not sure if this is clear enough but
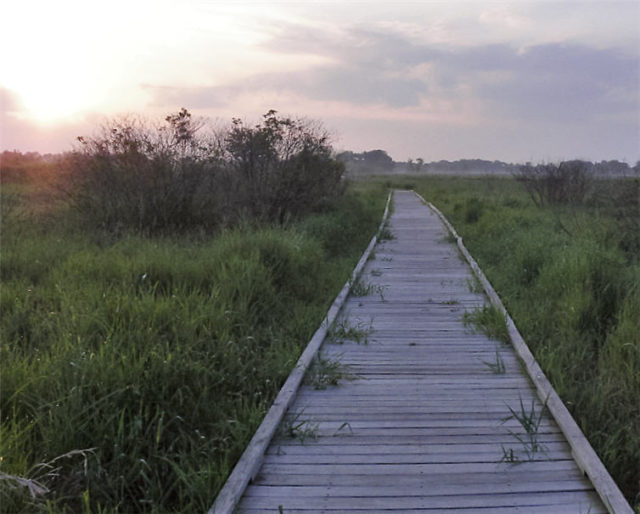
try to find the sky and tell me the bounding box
[1,0,639,163]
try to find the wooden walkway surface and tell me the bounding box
[234,191,609,513]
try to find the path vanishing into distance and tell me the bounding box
[214,190,630,514]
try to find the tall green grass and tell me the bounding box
[0,184,387,512]
[371,174,638,508]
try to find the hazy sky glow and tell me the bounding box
[1,0,639,162]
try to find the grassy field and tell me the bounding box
[0,181,388,512]
[370,174,639,509]
[3,168,638,511]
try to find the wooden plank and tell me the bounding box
[261,451,574,465]
[296,416,560,428]
[252,468,587,487]
[239,507,607,514]
[258,460,581,475]
[266,442,572,455]
[238,490,604,510]
[277,426,563,438]
[244,481,596,498]
[295,396,542,404]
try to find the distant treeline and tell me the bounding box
[336,149,640,176]
[3,148,638,187]
[0,150,65,184]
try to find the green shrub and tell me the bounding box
[62,109,345,235]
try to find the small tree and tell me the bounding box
[515,160,593,207]
[63,109,344,233]
[221,110,344,222]
[65,111,219,234]
[362,150,394,172]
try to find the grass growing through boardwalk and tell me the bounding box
[367,174,639,507]
[0,184,387,512]
[350,275,386,300]
[279,410,319,444]
[463,304,510,344]
[483,349,507,375]
[501,396,548,463]
[305,353,357,390]
[327,317,374,345]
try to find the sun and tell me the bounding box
[0,0,156,125]
[0,1,105,124]
[8,77,98,125]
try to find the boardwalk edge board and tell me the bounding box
[208,192,393,514]
[415,191,632,514]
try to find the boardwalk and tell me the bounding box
[233,191,608,513]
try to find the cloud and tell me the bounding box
[26,13,633,161]
[259,23,640,124]
[264,66,426,107]
[146,66,428,110]
[2,3,638,162]
[143,84,230,110]
[263,22,443,70]
[147,22,638,131]
[470,43,639,122]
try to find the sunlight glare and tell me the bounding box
[0,0,165,124]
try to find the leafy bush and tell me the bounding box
[515,160,593,206]
[219,110,345,223]
[63,109,345,234]
[590,176,640,256]
[63,110,218,234]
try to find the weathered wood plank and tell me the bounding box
[260,450,574,465]
[270,433,568,447]
[244,481,597,498]
[252,468,587,487]
[258,460,581,475]
[266,441,571,455]
[239,505,607,514]
[238,490,604,510]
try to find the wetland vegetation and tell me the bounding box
[2,129,638,510]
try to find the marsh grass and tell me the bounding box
[463,305,510,344]
[305,353,357,390]
[327,317,374,345]
[466,276,484,294]
[378,223,394,242]
[0,184,387,512]
[438,231,457,244]
[483,349,507,374]
[279,411,318,444]
[501,396,549,463]
[349,275,386,300]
